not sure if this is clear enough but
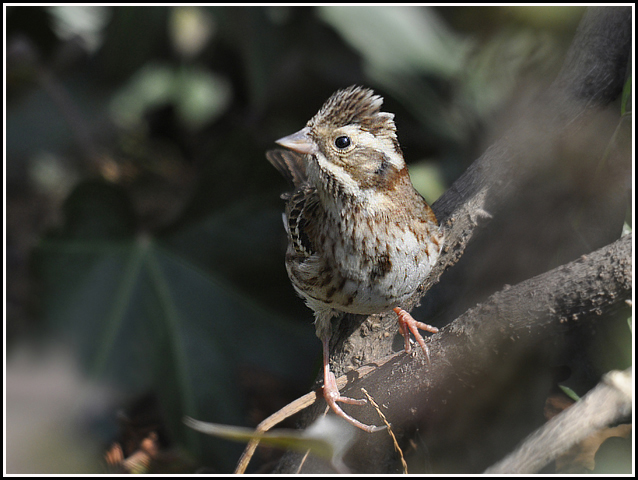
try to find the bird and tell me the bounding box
[267,85,443,432]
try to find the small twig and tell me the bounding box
[295,449,312,474]
[234,354,400,473]
[362,388,408,474]
[234,390,318,474]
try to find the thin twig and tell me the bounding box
[234,355,400,473]
[362,388,408,474]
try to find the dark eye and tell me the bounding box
[334,136,351,149]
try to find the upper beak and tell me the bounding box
[275,127,317,155]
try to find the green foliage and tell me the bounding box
[185,416,357,473]
[558,385,581,402]
[34,180,317,470]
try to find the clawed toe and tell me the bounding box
[394,307,438,363]
[323,363,384,433]
[323,392,384,433]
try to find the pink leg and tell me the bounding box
[321,335,384,433]
[394,307,439,363]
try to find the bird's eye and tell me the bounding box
[334,136,351,149]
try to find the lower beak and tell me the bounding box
[275,127,317,155]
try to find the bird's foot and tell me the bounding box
[323,369,385,433]
[394,307,438,363]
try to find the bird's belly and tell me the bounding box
[336,248,435,314]
[291,221,439,315]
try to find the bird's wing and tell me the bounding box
[266,149,307,189]
[285,185,320,258]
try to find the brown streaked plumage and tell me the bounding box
[267,85,443,432]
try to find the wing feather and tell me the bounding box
[266,149,307,188]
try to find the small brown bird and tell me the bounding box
[267,86,443,432]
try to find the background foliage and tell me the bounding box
[9,5,623,474]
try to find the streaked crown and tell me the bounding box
[307,86,397,140]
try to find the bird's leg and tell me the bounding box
[394,307,439,363]
[321,334,384,433]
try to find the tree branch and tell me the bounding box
[484,367,632,474]
[275,233,631,473]
[424,5,631,292]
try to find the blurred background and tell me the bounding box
[7,5,618,474]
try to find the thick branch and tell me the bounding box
[340,233,631,432]
[278,234,631,473]
[423,6,631,292]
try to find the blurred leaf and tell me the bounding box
[318,6,466,77]
[35,180,317,471]
[621,223,631,235]
[47,6,111,53]
[501,6,585,30]
[559,385,580,402]
[169,6,215,59]
[185,415,357,473]
[408,161,447,203]
[620,75,631,116]
[109,62,231,130]
[318,6,469,143]
[318,5,568,153]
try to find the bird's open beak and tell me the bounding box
[275,127,317,155]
